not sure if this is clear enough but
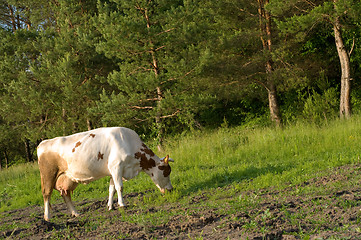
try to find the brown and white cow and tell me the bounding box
[37,127,173,221]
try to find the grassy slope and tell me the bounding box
[166,117,361,193]
[1,117,361,213]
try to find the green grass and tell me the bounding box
[165,117,361,195]
[1,116,361,212]
[0,163,42,211]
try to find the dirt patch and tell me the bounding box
[2,164,361,239]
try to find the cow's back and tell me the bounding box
[38,127,143,183]
[37,131,90,158]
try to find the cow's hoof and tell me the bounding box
[71,212,80,217]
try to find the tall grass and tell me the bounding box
[1,117,361,212]
[0,163,42,211]
[165,117,361,194]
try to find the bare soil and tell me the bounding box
[2,164,361,239]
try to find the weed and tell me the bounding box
[188,230,204,240]
[242,218,257,230]
[337,199,360,209]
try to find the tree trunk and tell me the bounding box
[25,7,31,30]
[4,150,9,168]
[16,14,21,30]
[334,16,352,119]
[155,86,164,152]
[257,0,282,126]
[268,83,281,126]
[151,41,164,151]
[144,7,164,151]
[62,107,66,135]
[24,139,33,162]
[87,119,93,131]
[8,4,17,32]
[73,122,79,133]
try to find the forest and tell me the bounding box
[0,0,360,168]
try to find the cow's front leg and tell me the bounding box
[108,178,116,210]
[114,178,125,208]
[110,167,126,208]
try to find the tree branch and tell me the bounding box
[154,45,166,52]
[159,109,181,119]
[156,28,175,36]
[160,69,195,85]
[128,66,153,75]
[131,106,153,110]
[349,36,355,56]
[139,98,159,102]
[304,0,316,7]
[253,79,270,91]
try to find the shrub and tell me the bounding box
[302,88,338,123]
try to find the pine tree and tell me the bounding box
[198,0,308,126]
[0,26,40,164]
[28,0,115,138]
[267,0,361,119]
[0,0,113,166]
[94,0,212,148]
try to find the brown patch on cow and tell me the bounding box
[136,143,157,171]
[141,143,155,157]
[134,152,142,159]
[158,165,171,177]
[140,154,156,171]
[97,152,104,161]
[72,141,82,153]
[89,134,96,138]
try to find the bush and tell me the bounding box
[302,88,339,123]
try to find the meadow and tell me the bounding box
[1,117,361,211]
[1,117,361,238]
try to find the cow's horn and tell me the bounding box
[164,155,169,165]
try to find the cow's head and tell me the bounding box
[151,155,173,193]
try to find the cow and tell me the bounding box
[37,127,173,221]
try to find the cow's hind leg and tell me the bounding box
[38,154,58,221]
[42,180,53,221]
[108,178,115,210]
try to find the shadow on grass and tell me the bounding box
[182,163,293,195]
